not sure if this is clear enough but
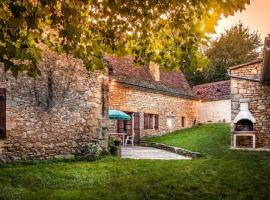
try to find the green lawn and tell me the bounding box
[1,123,270,200]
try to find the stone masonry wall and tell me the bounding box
[0,46,108,162]
[108,81,198,138]
[230,62,270,148]
[198,99,231,123]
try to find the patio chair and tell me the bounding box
[125,134,134,146]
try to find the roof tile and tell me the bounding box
[192,80,231,101]
[105,55,194,97]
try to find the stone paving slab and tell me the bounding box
[121,146,191,160]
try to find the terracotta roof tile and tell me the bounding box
[105,55,194,98]
[105,55,152,81]
[228,59,262,71]
[192,80,231,101]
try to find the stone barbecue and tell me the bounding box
[232,99,256,148]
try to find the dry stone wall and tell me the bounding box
[230,62,270,148]
[0,46,108,162]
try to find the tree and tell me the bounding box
[204,23,262,82]
[0,0,250,77]
[180,49,210,85]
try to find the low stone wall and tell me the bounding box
[0,46,109,162]
[140,141,201,158]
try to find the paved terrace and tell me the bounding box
[121,146,190,160]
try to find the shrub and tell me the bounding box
[77,142,102,161]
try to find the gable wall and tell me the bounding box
[0,47,108,162]
[230,63,270,148]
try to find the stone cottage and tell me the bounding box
[1,44,249,162]
[193,80,231,123]
[0,49,200,162]
[229,36,270,149]
[0,46,108,162]
[105,55,198,142]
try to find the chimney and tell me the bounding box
[148,61,160,81]
[233,99,256,124]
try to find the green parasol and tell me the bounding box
[109,110,131,120]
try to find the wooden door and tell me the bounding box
[155,115,159,130]
[125,113,132,135]
[0,88,6,138]
[134,112,140,143]
[117,113,132,134]
[117,120,124,133]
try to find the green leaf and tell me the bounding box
[92,56,103,70]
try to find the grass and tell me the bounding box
[148,123,265,159]
[0,123,270,200]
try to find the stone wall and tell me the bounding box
[230,62,270,148]
[0,46,108,162]
[108,81,198,138]
[198,100,231,123]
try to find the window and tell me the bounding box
[149,114,154,129]
[144,113,156,129]
[181,116,186,127]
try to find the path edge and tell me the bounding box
[140,141,201,158]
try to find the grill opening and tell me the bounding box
[235,119,253,131]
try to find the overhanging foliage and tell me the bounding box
[0,0,250,77]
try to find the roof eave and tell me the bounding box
[109,76,197,100]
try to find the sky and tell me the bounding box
[213,0,269,40]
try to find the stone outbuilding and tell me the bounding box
[229,36,270,149]
[193,80,231,123]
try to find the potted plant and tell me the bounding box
[108,136,122,156]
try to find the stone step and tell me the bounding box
[0,140,5,155]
